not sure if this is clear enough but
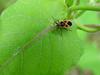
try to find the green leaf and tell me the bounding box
[0,0,83,75]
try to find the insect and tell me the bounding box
[52,19,72,35]
[56,20,72,29]
[51,16,72,29]
[53,19,72,32]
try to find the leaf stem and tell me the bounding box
[71,5,100,11]
[67,8,73,19]
[74,10,85,18]
[76,23,100,32]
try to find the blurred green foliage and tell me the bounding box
[77,1,100,75]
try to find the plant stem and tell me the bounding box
[71,5,100,11]
[67,8,73,19]
[76,23,100,32]
[74,10,85,18]
[84,24,100,30]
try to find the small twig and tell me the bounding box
[67,8,73,19]
[71,5,100,11]
[84,24,100,29]
[77,23,100,32]
[74,10,85,18]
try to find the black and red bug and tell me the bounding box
[54,20,72,29]
[51,16,73,33]
[52,18,73,35]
